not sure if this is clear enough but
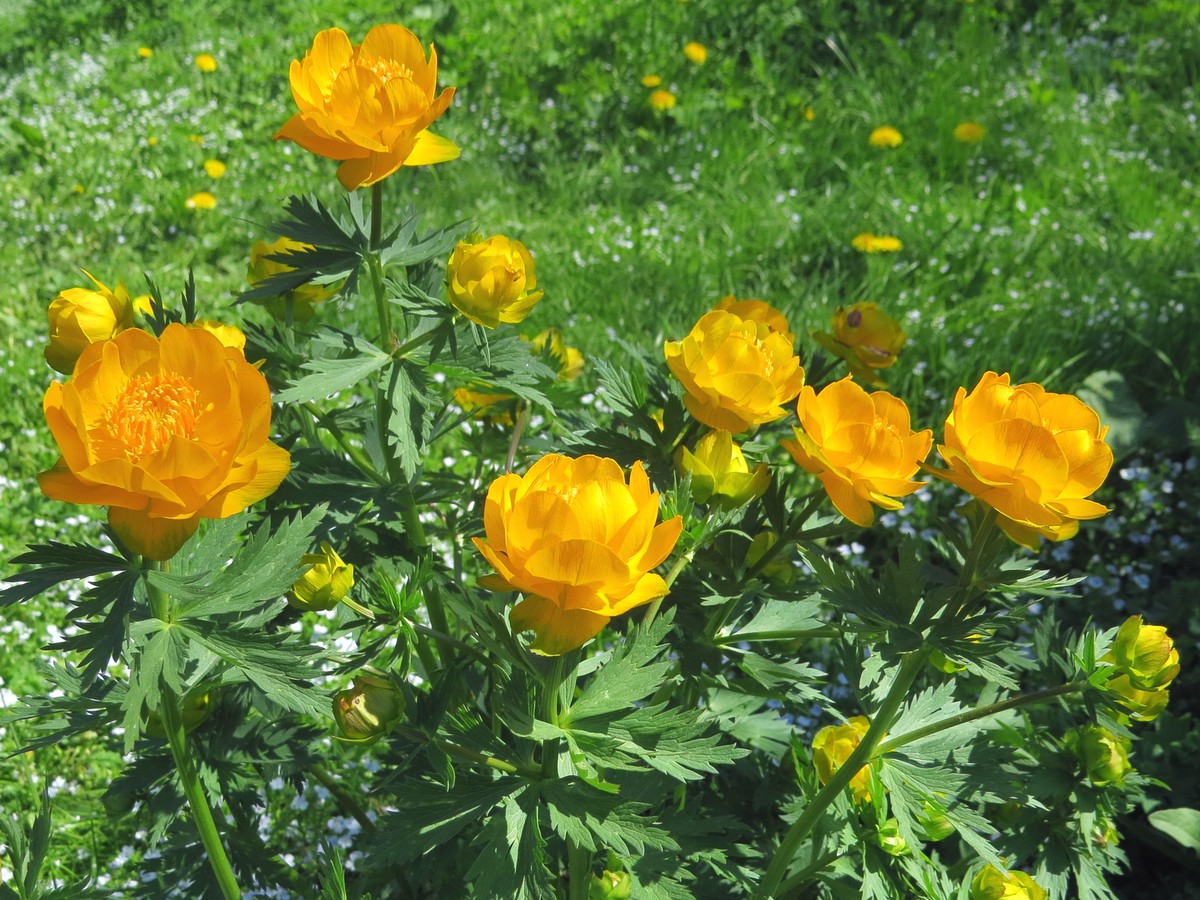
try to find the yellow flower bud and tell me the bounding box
[1065,725,1131,786]
[289,542,355,612]
[527,327,585,382]
[969,865,1046,900]
[45,271,135,374]
[1104,673,1170,722]
[1109,615,1180,691]
[447,235,544,328]
[675,430,770,509]
[332,674,405,743]
[811,716,876,803]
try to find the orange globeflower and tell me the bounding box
[713,295,795,344]
[275,24,458,191]
[39,324,291,560]
[783,377,932,527]
[45,272,135,374]
[932,372,1113,547]
[665,310,805,433]
[813,302,907,386]
[473,454,683,655]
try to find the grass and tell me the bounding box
[1,0,1198,892]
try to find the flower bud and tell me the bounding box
[45,272,134,374]
[811,716,876,803]
[746,531,794,585]
[447,234,544,328]
[916,799,956,842]
[1104,674,1170,722]
[675,430,770,509]
[876,818,909,856]
[289,542,355,612]
[1066,725,1131,787]
[969,865,1046,900]
[145,691,215,738]
[332,675,405,743]
[1109,615,1179,691]
[589,869,632,900]
[246,236,340,321]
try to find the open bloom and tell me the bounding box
[665,309,805,433]
[473,454,683,655]
[447,234,543,328]
[783,378,932,527]
[289,542,356,612]
[869,125,903,148]
[676,430,770,509]
[812,716,876,803]
[713,295,795,344]
[812,302,906,386]
[39,324,290,560]
[275,24,458,191]
[931,371,1113,547]
[45,272,135,374]
[969,865,1046,900]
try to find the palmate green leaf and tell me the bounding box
[119,620,190,749]
[431,330,557,407]
[273,330,392,404]
[730,650,827,705]
[150,506,325,620]
[540,777,679,856]
[384,358,433,480]
[722,597,825,642]
[563,612,675,721]
[465,790,554,900]
[0,541,130,607]
[52,570,139,686]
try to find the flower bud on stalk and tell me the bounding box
[332,675,405,743]
[589,869,632,900]
[146,691,215,738]
[812,302,907,387]
[811,716,877,803]
[675,430,770,509]
[1065,725,1131,786]
[45,271,134,374]
[447,234,544,328]
[289,542,356,612]
[969,865,1047,900]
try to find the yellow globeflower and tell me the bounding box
[664,309,805,433]
[289,542,356,612]
[954,121,987,143]
[1108,615,1180,691]
[869,125,903,148]
[812,302,907,386]
[45,271,135,374]
[1104,674,1170,722]
[783,377,932,528]
[675,430,771,509]
[969,865,1047,900]
[473,454,683,655]
[185,191,217,210]
[931,372,1113,547]
[683,41,708,64]
[649,89,677,111]
[203,159,226,178]
[713,295,795,344]
[247,236,341,321]
[447,235,544,328]
[851,232,903,253]
[39,324,291,560]
[812,716,875,803]
[194,53,218,73]
[275,24,458,191]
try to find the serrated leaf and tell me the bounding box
[723,598,825,641]
[384,359,432,480]
[563,612,675,721]
[273,343,391,404]
[465,791,555,900]
[540,777,680,856]
[1,541,129,607]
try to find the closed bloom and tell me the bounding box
[45,271,135,374]
[713,295,795,343]
[447,234,543,328]
[851,232,903,253]
[869,125,903,148]
[812,716,875,803]
[1108,615,1180,691]
[289,542,356,612]
[275,24,458,191]
[969,865,1047,900]
[649,89,677,110]
[931,371,1113,547]
[333,674,405,743]
[473,454,683,655]
[664,309,805,433]
[1065,725,1131,787]
[783,378,932,528]
[247,236,340,321]
[683,41,708,64]
[676,430,770,509]
[1105,674,1170,722]
[39,324,291,560]
[954,121,987,143]
[194,53,218,73]
[813,302,906,387]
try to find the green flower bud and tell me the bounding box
[675,429,771,510]
[589,869,632,900]
[145,690,215,738]
[969,864,1047,900]
[746,530,795,585]
[916,799,956,842]
[1066,725,1131,787]
[1109,615,1179,691]
[332,675,405,743]
[876,818,909,856]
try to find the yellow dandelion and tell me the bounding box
[138,47,153,59]
[954,121,986,143]
[650,89,677,111]
[185,191,217,210]
[851,232,903,253]
[189,134,205,144]
[804,107,815,121]
[683,41,708,64]
[203,159,227,179]
[869,125,903,148]
[641,73,663,88]
[146,136,159,146]
[71,183,85,194]
[194,53,218,73]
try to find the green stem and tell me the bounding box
[776,849,843,899]
[308,763,375,833]
[754,649,929,898]
[567,837,592,900]
[540,655,569,779]
[369,183,393,348]
[301,402,387,485]
[392,723,540,779]
[505,402,530,473]
[640,549,695,631]
[876,681,1085,756]
[411,622,487,662]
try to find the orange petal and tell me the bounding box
[108,507,200,561]
[509,595,609,656]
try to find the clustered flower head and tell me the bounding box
[275,24,458,190]
[783,377,932,527]
[473,454,682,655]
[45,271,135,374]
[1102,615,1179,721]
[812,301,906,386]
[931,371,1113,547]
[664,308,805,433]
[446,234,544,328]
